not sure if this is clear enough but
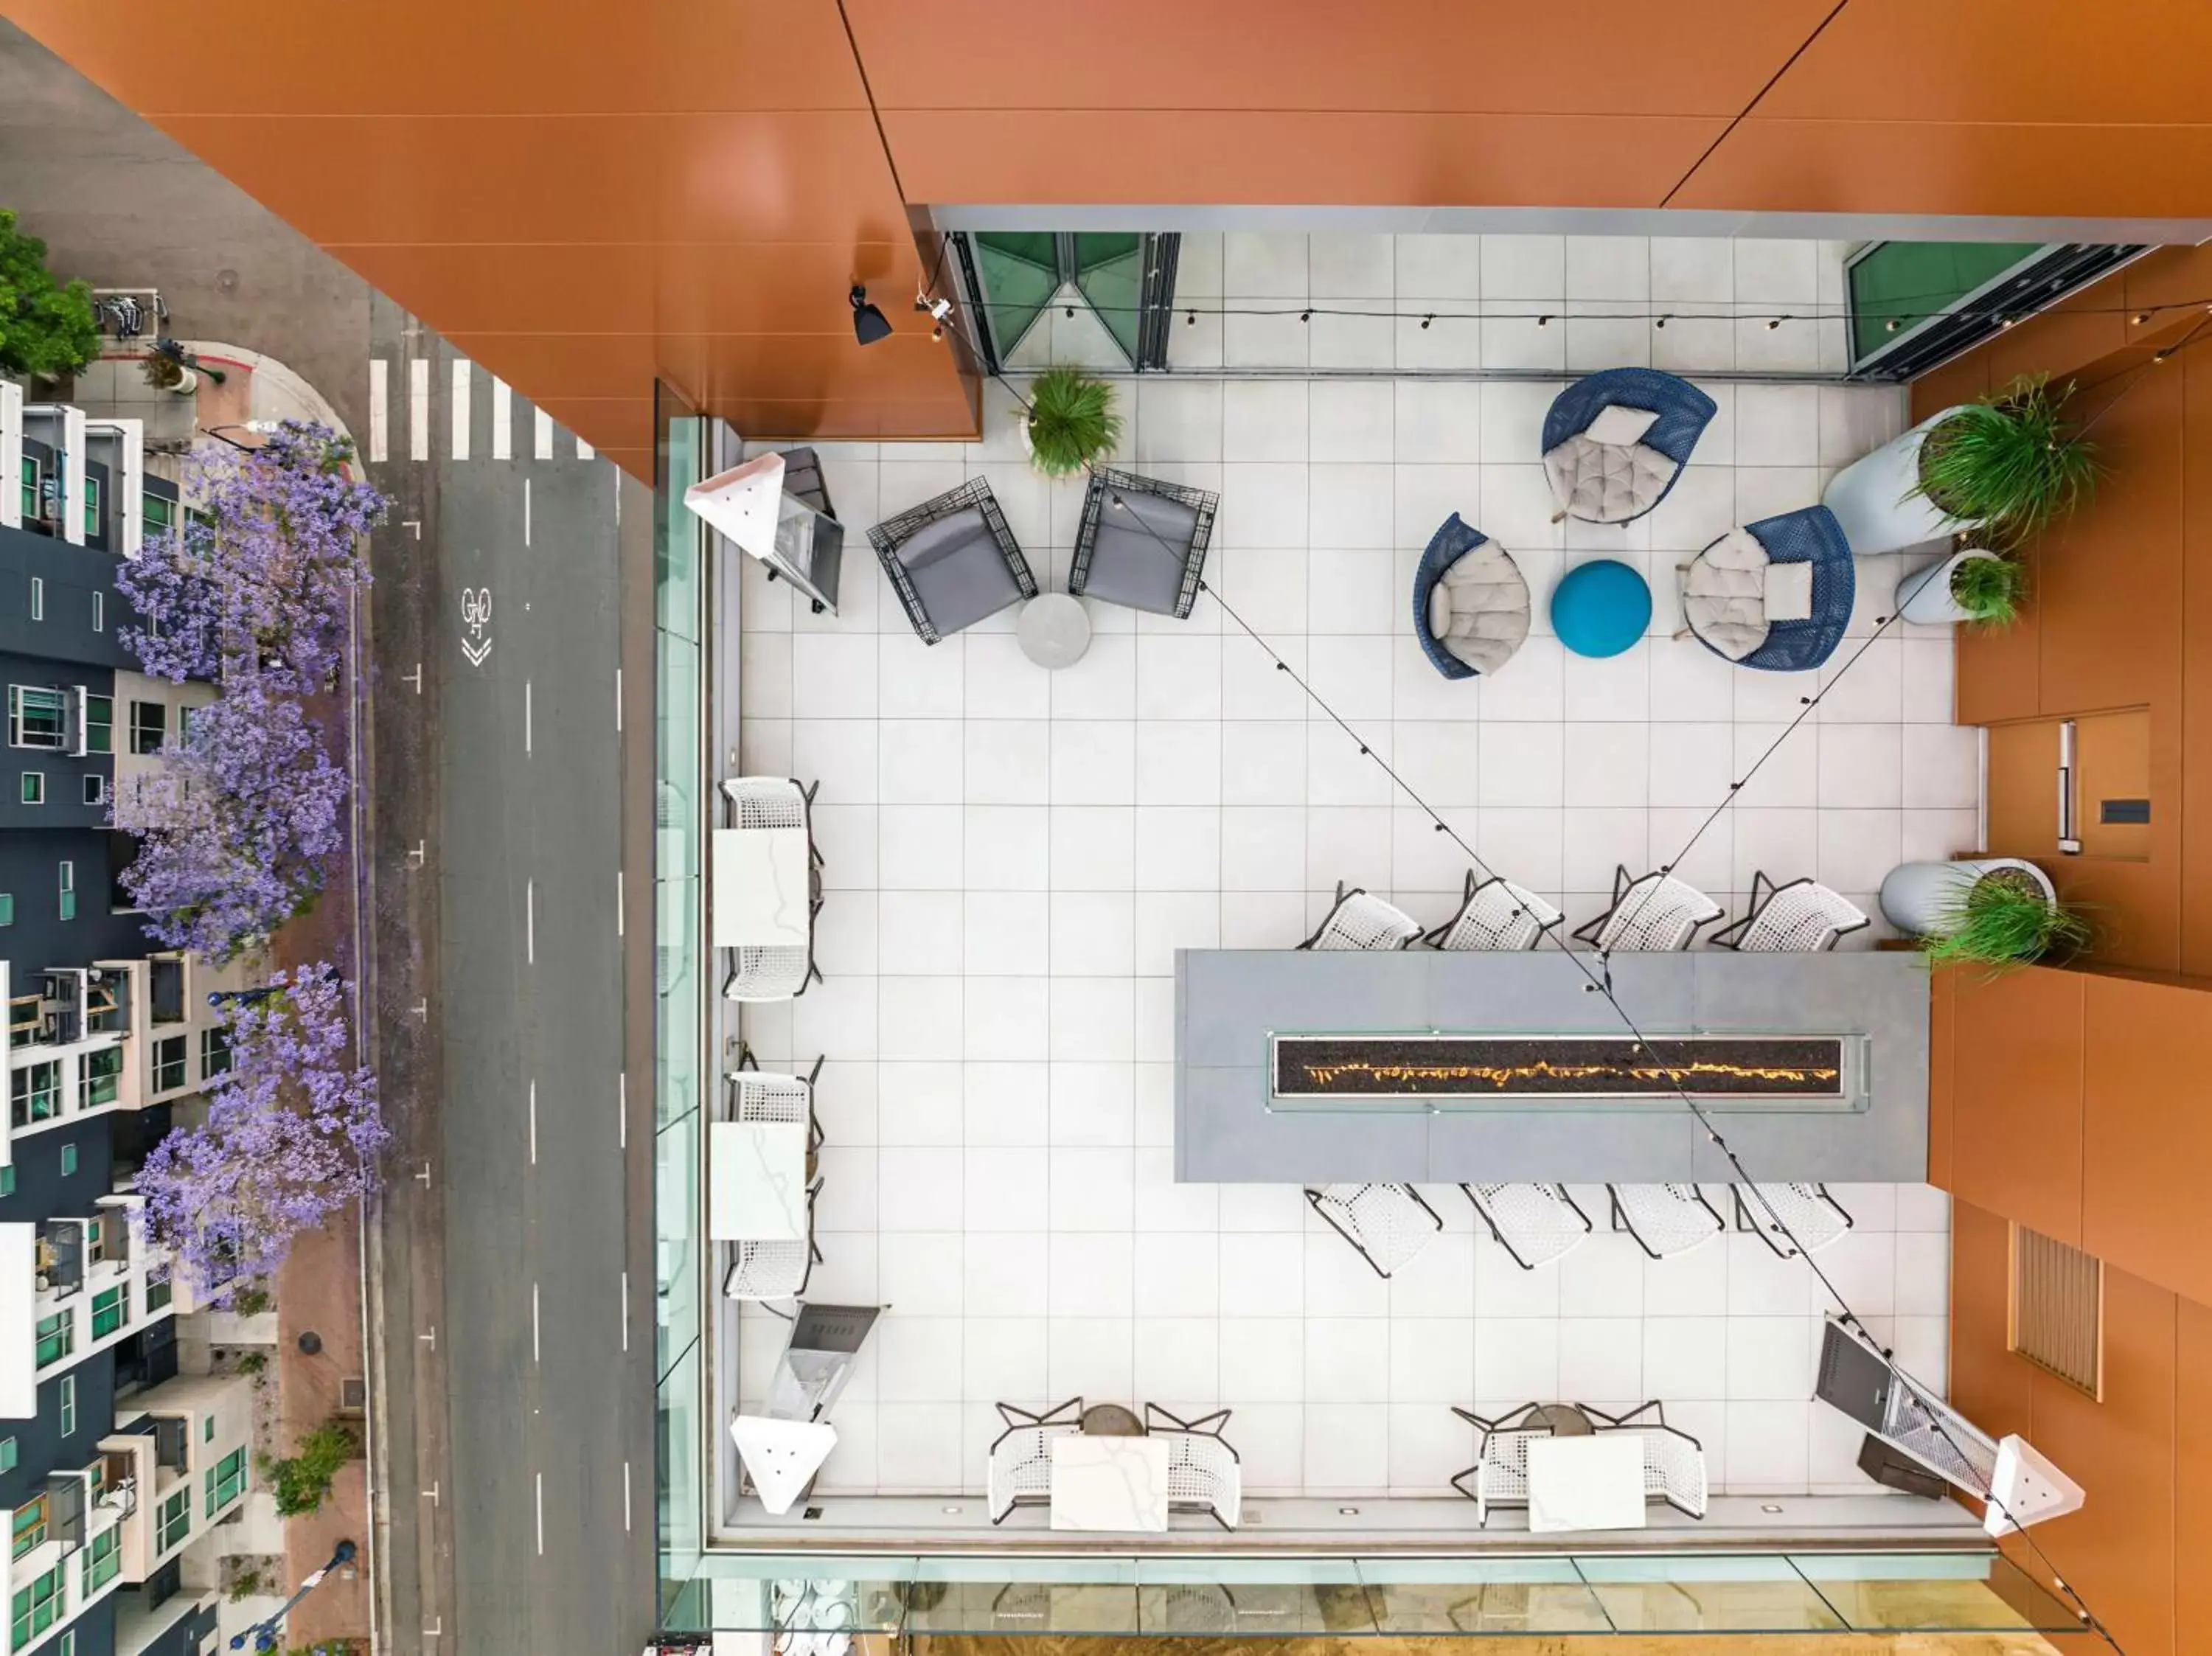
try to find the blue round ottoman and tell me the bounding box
[1551,559,1651,658]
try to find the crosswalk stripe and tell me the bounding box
[534,408,554,461]
[409,358,429,462]
[491,378,512,460]
[576,436,595,461]
[451,358,472,462]
[368,360,389,463]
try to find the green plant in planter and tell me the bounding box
[1023,367,1121,479]
[1949,550,2025,625]
[1916,374,2098,546]
[0,210,97,380]
[1920,867,2089,972]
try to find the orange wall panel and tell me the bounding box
[2184,349,2212,975]
[1947,1200,2034,1447]
[844,0,1835,116]
[2080,975,2212,1302]
[2177,1299,2212,1646]
[1945,969,2085,1245]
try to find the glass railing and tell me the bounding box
[664,1550,2076,1638]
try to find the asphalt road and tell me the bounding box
[369,305,658,1655]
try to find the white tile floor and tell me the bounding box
[730,283,1969,1501]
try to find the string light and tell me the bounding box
[1653,315,1669,330]
[1420,314,1433,330]
[1536,314,1553,327]
[1766,316,1783,330]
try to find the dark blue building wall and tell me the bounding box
[0,522,134,675]
[0,827,147,987]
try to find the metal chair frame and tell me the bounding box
[1297,881,1424,952]
[868,476,1039,645]
[1570,864,1725,954]
[986,1396,1085,1525]
[1461,1182,1593,1270]
[1710,871,1871,953]
[1070,466,1219,620]
[1607,1182,1728,1261]
[1422,870,1565,953]
[1143,1403,1242,1531]
[1304,1183,1446,1278]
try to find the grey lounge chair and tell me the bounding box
[869,477,1038,644]
[1070,467,1217,619]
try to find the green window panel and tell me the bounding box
[206,1446,247,1517]
[9,1500,45,1560]
[156,1486,189,1553]
[80,1048,121,1110]
[1073,232,1145,368]
[33,1313,71,1368]
[9,1562,58,1649]
[153,1036,187,1093]
[1848,241,2044,363]
[90,1285,126,1340]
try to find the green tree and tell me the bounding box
[257,1422,360,1518]
[0,209,97,379]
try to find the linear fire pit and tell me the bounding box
[1270,1033,1854,1107]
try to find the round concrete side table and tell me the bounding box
[1018,592,1092,669]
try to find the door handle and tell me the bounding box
[2057,720,2081,855]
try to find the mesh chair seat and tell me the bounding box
[723,775,810,831]
[1300,883,1422,952]
[725,945,813,1001]
[1447,1413,1552,1523]
[987,1398,1083,1523]
[1717,874,1870,953]
[1682,507,1854,673]
[1626,1424,1710,1519]
[1307,1183,1444,1278]
[1573,866,1724,953]
[1145,1405,1241,1529]
[1609,1183,1725,1259]
[1739,1181,1853,1256]
[1427,872,1563,952]
[723,1236,811,1301]
[1540,369,1717,526]
[1463,1183,1592,1269]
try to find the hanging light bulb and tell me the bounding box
[1653,315,1669,330]
[1420,314,1434,330]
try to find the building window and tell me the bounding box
[7,687,66,750]
[57,861,72,922]
[57,1632,72,1656]
[32,1314,69,1368]
[145,1267,170,1314]
[9,1498,45,1561]
[0,1168,13,1198]
[90,591,102,634]
[82,476,100,540]
[0,1441,13,1475]
[10,1063,59,1127]
[26,579,40,624]
[17,459,36,526]
[8,1562,58,1650]
[81,695,110,756]
[58,1144,76,1179]
[205,1446,246,1517]
[143,493,174,540]
[80,774,104,808]
[58,1375,74,1438]
[128,700,166,755]
[15,774,40,807]
[0,895,13,928]
[89,1285,126,1343]
[78,1048,121,1110]
[156,1485,188,1552]
[153,1035,187,1093]
[201,1028,231,1080]
[176,704,196,746]
[80,1523,117,1596]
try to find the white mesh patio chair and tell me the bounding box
[987,1397,1083,1524]
[1298,882,1422,952]
[1448,1406,1551,1525]
[1423,871,1565,952]
[1585,1402,1709,1519]
[1462,1182,1592,1270]
[720,1048,826,1313]
[722,1216,820,1308]
[1713,872,1870,953]
[1736,1181,1854,1258]
[1305,1183,1444,1278]
[1607,1183,1726,1260]
[1571,865,1725,953]
[1144,1405,1242,1529]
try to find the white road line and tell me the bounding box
[534,408,553,460]
[524,477,532,548]
[409,358,429,462]
[618,1071,627,1149]
[534,1472,543,1556]
[615,869,624,939]
[575,436,595,461]
[490,375,512,459]
[531,1281,540,1363]
[451,358,471,460]
[619,1270,629,1351]
[623,1461,632,1531]
[528,1079,538,1165]
[526,879,535,964]
[368,361,389,463]
[614,667,622,733]
[524,681,533,756]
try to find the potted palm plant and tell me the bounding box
[1894,539,2025,626]
[1879,857,2088,970]
[1018,366,1121,479]
[1823,375,2097,556]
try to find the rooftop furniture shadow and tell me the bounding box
[870,476,1037,644]
[1070,467,1217,619]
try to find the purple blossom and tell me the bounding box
[116,421,383,695]
[136,961,385,1301]
[112,681,347,964]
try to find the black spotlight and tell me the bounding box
[849,285,893,346]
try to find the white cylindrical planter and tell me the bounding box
[1822,406,1983,556]
[1895,548,2006,626]
[1879,857,2055,936]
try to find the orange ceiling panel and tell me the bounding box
[1747,0,2212,125]
[884,111,1728,209]
[844,0,1835,116]
[1671,119,2212,218]
[446,332,970,407]
[532,398,657,457]
[3,0,866,114]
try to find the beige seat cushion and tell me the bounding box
[1543,434,1677,524]
[1427,540,1531,675]
[1680,527,1773,661]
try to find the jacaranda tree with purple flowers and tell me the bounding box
[137,961,385,1301]
[112,681,347,963]
[116,421,381,694]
